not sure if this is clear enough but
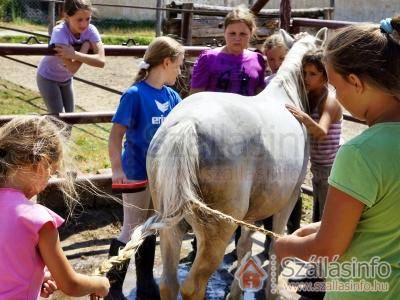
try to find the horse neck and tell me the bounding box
[270,39,314,113]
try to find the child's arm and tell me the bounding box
[274,186,364,262]
[38,223,109,297]
[60,41,91,75]
[55,41,105,68]
[286,95,342,140]
[108,123,128,184]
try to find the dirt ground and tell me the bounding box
[1,54,366,299]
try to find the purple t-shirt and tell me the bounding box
[0,188,64,299]
[38,21,101,82]
[190,48,266,96]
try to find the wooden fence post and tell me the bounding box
[48,0,56,36]
[181,2,194,46]
[250,0,271,15]
[155,0,163,37]
[279,0,291,32]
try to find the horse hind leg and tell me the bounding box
[180,221,237,300]
[265,191,301,300]
[159,222,186,300]
[227,226,253,300]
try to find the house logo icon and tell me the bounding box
[235,255,267,292]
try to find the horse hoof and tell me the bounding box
[104,285,126,300]
[225,292,244,300]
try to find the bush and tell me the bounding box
[0,0,24,20]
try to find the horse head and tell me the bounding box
[268,28,328,113]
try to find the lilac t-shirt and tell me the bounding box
[38,21,101,82]
[0,188,64,299]
[190,48,266,96]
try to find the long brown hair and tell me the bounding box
[325,17,400,100]
[134,36,184,84]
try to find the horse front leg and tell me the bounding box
[180,221,236,300]
[159,223,185,300]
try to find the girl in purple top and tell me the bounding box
[186,6,265,264]
[190,6,265,96]
[0,116,109,298]
[37,0,105,114]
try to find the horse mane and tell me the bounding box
[274,36,314,113]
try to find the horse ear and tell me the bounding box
[280,29,295,49]
[315,27,328,47]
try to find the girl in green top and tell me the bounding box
[275,18,400,299]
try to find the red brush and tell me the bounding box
[111,180,148,193]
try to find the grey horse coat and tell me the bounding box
[141,29,327,300]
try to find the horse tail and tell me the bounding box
[151,119,201,227]
[95,120,201,276]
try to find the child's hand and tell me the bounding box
[292,222,321,237]
[55,44,76,60]
[40,271,58,298]
[112,168,128,184]
[94,276,110,297]
[285,104,308,123]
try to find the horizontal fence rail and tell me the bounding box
[92,2,332,18]
[292,17,358,29]
[45,168,315,197]
[0,44,209,57]
[0,111,366,126]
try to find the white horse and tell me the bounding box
[136,28,327,300]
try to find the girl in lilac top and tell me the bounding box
[0,116,109,298]
[190,6,265,96]
[37,0,105,114]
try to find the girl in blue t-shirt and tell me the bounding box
[107,36,184,299]
[274,18,400,299]
[37,0,105,114]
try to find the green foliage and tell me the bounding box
[92,18,155,33]
[101,35,153,46]
[0,0,24,20]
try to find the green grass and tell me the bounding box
[0,34,154,45]
[301,194,313,224]
[0,35,49,44]
[0,19,47,32]
[0,18,155,44]
[0,79,111,174]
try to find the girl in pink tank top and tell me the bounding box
[0,116,109,299]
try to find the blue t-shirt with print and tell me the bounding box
[112,81,181,180]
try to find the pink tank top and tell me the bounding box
[310,108,342,166]
[0,188,64,299]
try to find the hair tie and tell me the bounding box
[138,60,150,70]
[380,18,394,34]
